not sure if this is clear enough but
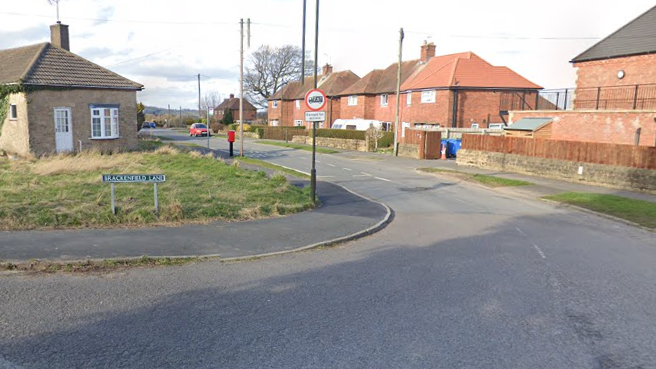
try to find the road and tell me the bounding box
[1,129,655,368]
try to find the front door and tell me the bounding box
[54,107,73,152]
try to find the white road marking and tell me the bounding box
[318,176,335,178]
[532,243,547,259]
[343,168,353,171]
[327,163,336,167]
[374,176,394,183]
[360,172,372,176]
[516,227,546,259]
[352,174,370,177]
[316,160,320,163]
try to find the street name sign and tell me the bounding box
[304,89,327,111]
[102,174,166,183]
[102,174,166,215]
[305,111,326,122]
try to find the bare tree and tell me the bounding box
[201,90,222,112]
[245,45,315,108]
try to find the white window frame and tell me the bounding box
[489,123,504,129]
[380,94,388,107]
[406,93,412,106]
[270,119,279,126]
[295,100,301,109]
[90,106,120,139]
[9,104,17,120]
[421,90,436,103]
[471,123,479,129]
[272,100,278,108]
[294,120,303,127]
[348,95,358,106]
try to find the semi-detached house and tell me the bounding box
[268,65,359,128]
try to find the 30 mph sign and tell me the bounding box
[305,89,327,111]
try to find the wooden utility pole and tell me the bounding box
[394,28,404,157]
[197,74,201,120]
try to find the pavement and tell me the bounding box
[0,180,390,262]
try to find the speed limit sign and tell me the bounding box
[305,89,327,111]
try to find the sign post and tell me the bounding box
[102,174,166,216]
[304,88,327,204]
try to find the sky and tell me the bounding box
[2,0,655,109]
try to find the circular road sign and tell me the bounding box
[305,89,327,111]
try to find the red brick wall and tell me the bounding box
[400,90,451,125]
[340,95,367,120]
[574,54,656,88]
[364,96,376,119]
[510,110,656,146]
[373,93,396,122]
[268,100,281,123]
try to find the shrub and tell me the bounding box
[210,123,224,133]
[228,123,252,132]
[378,132,394,148]
[316,129,365,140]
[252,127,264,138]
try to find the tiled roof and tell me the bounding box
[572,5,656,62]
[269,71,360,100]
[340,60,422,96]
[402,52,541,90]
[216,97,257,110]
[0,42,142,90]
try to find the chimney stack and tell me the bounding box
[420,41,435,63]
[322,64,333,76]
[50,22,70,51]
[230,93,235,99]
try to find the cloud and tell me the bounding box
[93,6,115,26]
[79,46,133,60]
[0,26,49,49]
[115,62,238,83]
[137,86,200,109]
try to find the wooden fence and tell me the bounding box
[461,135,656,170]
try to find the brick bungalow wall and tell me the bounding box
[29,89,138,155]
[574,54,656,88]
[340,95,368,120]
[372,93,396,122]
[510,110,656,147]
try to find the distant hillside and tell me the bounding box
[144,106,199,117]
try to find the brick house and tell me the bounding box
[0,23,143,157]
[510,5,656,146]
[268,65,359,128]
[337,59,422,128]
[213,94,257,123]
[399,43,541,130]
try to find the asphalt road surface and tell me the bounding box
[1,130,655,368]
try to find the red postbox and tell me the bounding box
[227,130,236,143]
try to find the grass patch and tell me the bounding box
[418,167,532,187]
[0,148,313,230]
[137,139,165,151]
[543,192,656,228]
[254,140,339,154]
[0,256,204,274]
[235,157,310,179]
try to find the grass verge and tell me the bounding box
[0,146,313,230]
[544,192,656,228]
[0,256,204,274]
[418,168,532,187]
[235,157,310,179]
[254,140,340,154]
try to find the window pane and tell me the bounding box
[92,109,100,116]
[92,118,101,137]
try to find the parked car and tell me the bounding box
[149,122,156,128]
[141,122,151,129]
[189,123,210,137]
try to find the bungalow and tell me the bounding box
[0,23,143,156]
[268,64,359,128]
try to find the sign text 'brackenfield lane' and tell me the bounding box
[102,174,166,183]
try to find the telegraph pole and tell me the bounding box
[179,106,182,125]
[239,19,249,156]
[394,28,404,157]
[167,104,170,127]
[197,74,201,121]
